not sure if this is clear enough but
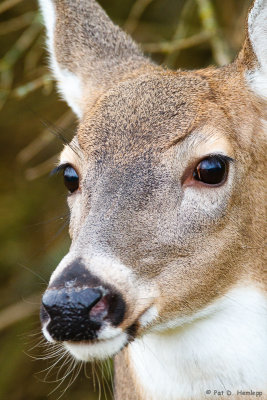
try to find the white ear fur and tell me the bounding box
[247,0,267,99]
[39,0,83,118]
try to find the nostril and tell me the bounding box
[91,292,126,327]
[89,295,109,321]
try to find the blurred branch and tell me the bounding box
[24,36,44,72]
[0,0,23,14]
[124,0,155,34]
[17,110,74,164]
[0,14,41,109]
[164,0,195,68]
[0,15,41,75]
[0,293,41,332]
[0,11,35,35]
[12,74,52,98]
[195,0,231,65]
[142,31,211,53]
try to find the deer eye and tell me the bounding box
[193,156,227,185]
[63,166,79,193]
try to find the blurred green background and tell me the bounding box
[0,0,251,399]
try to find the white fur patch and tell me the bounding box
[38,0,83,117]
[42,322,55,343]
[246,0,267,98]
[64,331,128,361]
[53,68,82,118]
[129,286,267,400]
[139,305,158,328]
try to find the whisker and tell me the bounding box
[56,353,74,380]
[64,361,82,395]
[42,351,69,380]
[28,218,69,261]
[38,117,81,159]
[94,361,102,400]
[18,263,48,284]
[48,357,76,396]
[25,213,70,229]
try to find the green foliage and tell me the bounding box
[0,0,250,399]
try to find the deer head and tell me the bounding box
[39,0,266,397]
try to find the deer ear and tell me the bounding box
[241,0,267,99]
[38,0,147,118]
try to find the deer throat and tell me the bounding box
[126,285,267,400]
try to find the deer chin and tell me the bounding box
[42,319,130,361]
[64,330,128,361]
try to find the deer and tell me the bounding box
[38,0,267,399]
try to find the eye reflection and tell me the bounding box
[63,166,79,193]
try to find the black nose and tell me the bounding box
[42,287,104,341]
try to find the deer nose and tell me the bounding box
[41,287,106,341]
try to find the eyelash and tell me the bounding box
[51,163,80,194]
[50,163,71,176]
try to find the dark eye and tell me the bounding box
[63,166,79,193]
[193,156,227,185]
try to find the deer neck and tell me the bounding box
[116,285,267,400]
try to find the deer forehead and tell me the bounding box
[74,70,236,159]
